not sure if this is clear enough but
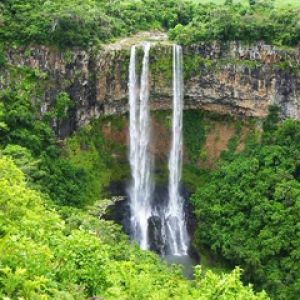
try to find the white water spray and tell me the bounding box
[166,44,189,255]
[129,43,153,250]
[128,43,189,255]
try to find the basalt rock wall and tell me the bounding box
[1,40,299,138]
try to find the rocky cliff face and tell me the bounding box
[183,42,300,120]
[1,34,299,137]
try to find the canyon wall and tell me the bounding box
[1,37,299,137]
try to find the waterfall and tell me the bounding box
[128,43,189,256]
[129,43,153,250]
[165,44,189,255]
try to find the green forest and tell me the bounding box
[0,0,299,48]
[0,0,299,299]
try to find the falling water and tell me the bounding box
[129,43,153,250]
[128,43,189,255]
[165,44,189,255]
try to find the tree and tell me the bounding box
[225,0,233,5]
[192,119,300,299]
[0,156,267,299]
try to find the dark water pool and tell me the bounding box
[105,181,199,279]
[164,254,198,279]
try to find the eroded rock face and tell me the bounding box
[148,215,165,254]
[1,39,299,138]
[184,43,300,119]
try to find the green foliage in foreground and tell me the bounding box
[0,156,268,299]
[0,0,298,48]
[192,112,300,299]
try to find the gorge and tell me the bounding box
[1,32,299,265]
[1,27,299,300]
[1,1,300,299]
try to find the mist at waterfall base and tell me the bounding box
[106,183,198,279]
[125,42,197,276]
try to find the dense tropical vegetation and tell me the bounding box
[0,61,267,299]
[1,155,270,299]
[0,73,268,299]
[0,65,106,207]
[1,0,300,299]
[0,51,269,300]
[192,108,300,299]
[0,0,299,48]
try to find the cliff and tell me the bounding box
[1,32,299,137]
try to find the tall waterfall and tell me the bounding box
[165,44,189,255]
[128,43,153,250]
[128,43,189,256]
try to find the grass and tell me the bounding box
[273,0,300,7]
[196,0,300,8]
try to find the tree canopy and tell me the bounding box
[192,111,300,299]
[0,0,299,48]
[0,156,268,299]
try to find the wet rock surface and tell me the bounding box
[148,215,165,254]
[104,181,197,256]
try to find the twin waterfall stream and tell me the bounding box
[128,42,190,257]
[128,43,153,251]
